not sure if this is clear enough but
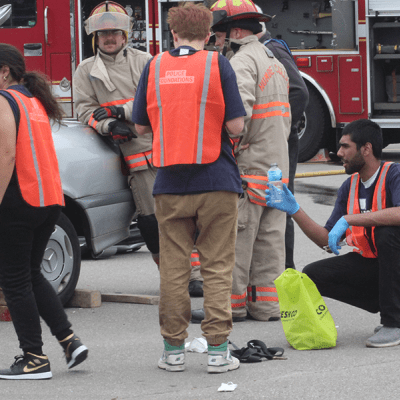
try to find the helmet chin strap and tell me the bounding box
[222,26,231,57]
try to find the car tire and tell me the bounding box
[298,85,330,163]
[41,213,81,306]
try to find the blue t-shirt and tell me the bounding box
[324,162,400,231]
[131,46,246,195]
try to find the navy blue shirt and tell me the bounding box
[132,47,246,195]
[0,85,32,130]
[324,162,400,231]
[0,85,35,196]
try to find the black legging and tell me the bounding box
[0,183,71,352]
[303,226,400,328]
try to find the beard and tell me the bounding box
[343,150,365,175]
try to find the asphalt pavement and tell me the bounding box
[2,147,400,400]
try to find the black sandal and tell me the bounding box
[229,339,287,363]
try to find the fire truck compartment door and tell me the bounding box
[1,0,45,73]
[44,0,73,116]
[50,53,72,96]
[338,56,363,114]
[368,0,400,12]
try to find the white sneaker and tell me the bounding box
[207,343,240,374]
[158,342,185,372]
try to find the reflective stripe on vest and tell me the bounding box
[241,174,289,207]
[7,90,64,207]
[88,97,135,130]
[346,162,393,258]
[252,101,290,119]
[147,51,225,167]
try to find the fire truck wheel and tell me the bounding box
[297,86,330,163]
[41,212,81,306]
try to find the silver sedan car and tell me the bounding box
[43,120,143,305]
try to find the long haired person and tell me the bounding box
[0,44,88,380]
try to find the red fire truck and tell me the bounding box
[251,0,400,162]
[0,0,157,117]
[1,0,399,162]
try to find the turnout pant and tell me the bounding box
[303,226,400,328]
[232,193,286,320]
[0,186,71,352]
[156,191,238,346]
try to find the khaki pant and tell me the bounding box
[129,168,202,280]
[232,192,286,320]
[156,192,238,346]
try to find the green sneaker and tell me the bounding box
[207,341,240,373]
[158,340,185,372]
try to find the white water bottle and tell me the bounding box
[268,163,283,203]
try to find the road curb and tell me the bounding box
[102,293,159,305]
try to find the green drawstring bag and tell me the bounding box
[274,268,337,350]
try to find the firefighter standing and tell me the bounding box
[256,4,309,270]
[212,0,291,322]
[0,44,88,380]
[73,1,203,293]
[132,3,245,373]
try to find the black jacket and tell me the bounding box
[259,32,309,128]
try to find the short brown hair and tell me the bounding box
[167,3,212,41]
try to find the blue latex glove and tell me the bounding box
[265,183,300,215]
[328,216,349,255]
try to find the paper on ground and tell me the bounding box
[218,382,237,392]
[185,337,207,353]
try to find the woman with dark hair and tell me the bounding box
[0,44,88,380]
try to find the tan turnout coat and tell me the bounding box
[73,46,153,172]
[229,35,291,205]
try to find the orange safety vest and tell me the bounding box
[6,89,64,207]
[346,162,393,258]
[146,50,225,167]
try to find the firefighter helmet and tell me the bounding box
[84,1,132,36]
[211,0,271,30]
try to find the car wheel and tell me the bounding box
[41,213,81,306]
[297,86,330,163]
